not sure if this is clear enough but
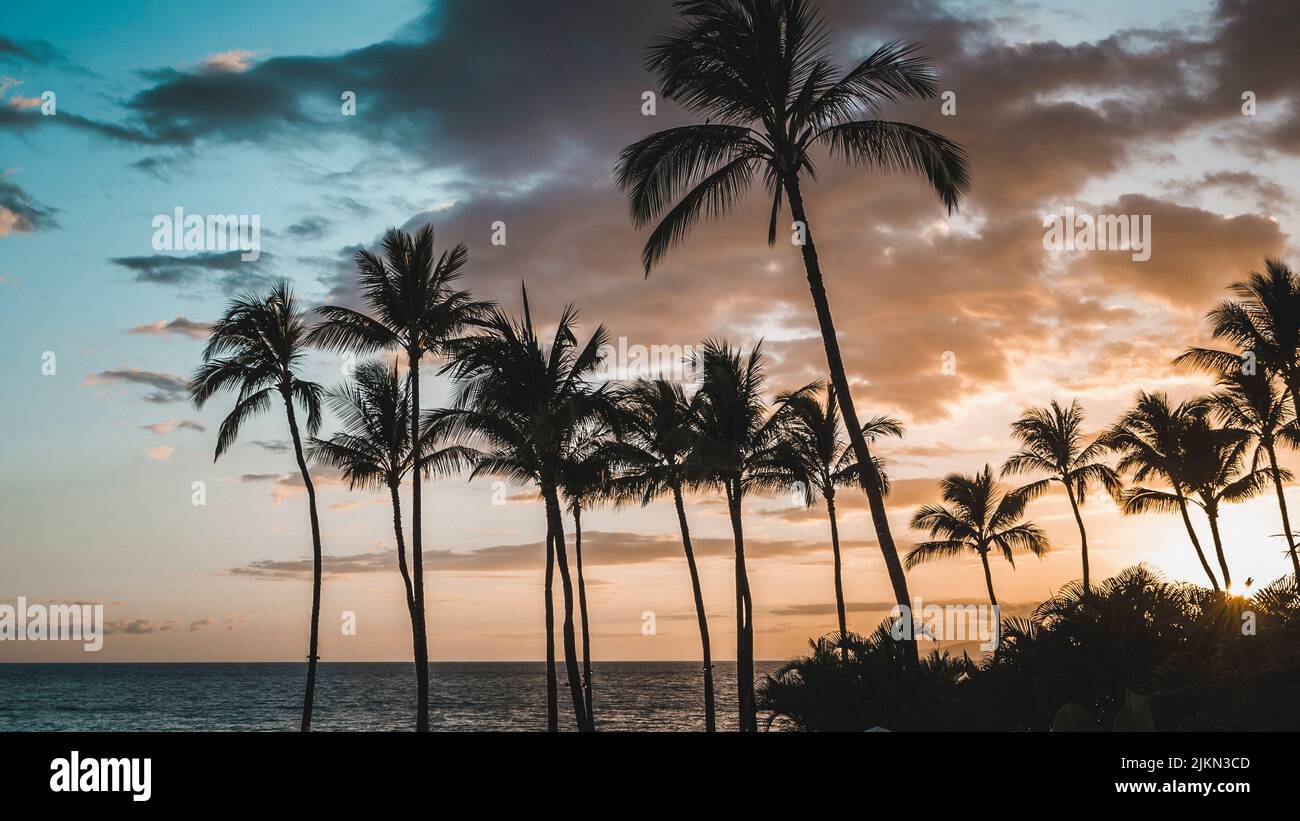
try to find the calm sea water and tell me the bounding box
[0,662,782,732]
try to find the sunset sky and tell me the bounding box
[2,0,1298,663]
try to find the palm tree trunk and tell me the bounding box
[389,481,415,612]
[389,480,421,729]
[573,505,595,725]
[1175,490,1220,591]
[784,175,916,664]
[671,481,716,732]
[1063,482,1091,594]
[544,525,558,732]
[542,482,592,732]
[282,392,323,732]
[979,550,998,607]
[1204,502,1232,590]
[1265,441,1300,578]
[725,480,757,732]
[826,490,848,649]
[407,351,430,732]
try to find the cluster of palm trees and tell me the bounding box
[188,251,909,733]
[189,246,1300,734]
[906,273,1300,607]
[184,0,1300,735]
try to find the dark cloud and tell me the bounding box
[285,215,332,239]
[141,419,205,434]
[84,368,189,403]
[247,440,291,454]
[110,251,275,293]
[227,529,876,580]
[0,176,58,235]
[0,36,64,66]
[127,316,212,339]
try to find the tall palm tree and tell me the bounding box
[1102,392,1221,591]
[1130,415,1272,591]
[1177,259,1300,426]
[616,0,970,657]
[605,378,717,731]
[1001,400,1120,594]
[437,288,616,732]
[190,281,326,731]
[1210,371,1300,577]
[691,340,805,731]
[308,225,484,732]
[907,465,1050,607]
[557,426,616,724]
[306,359,474,728]
[779,382,901,643]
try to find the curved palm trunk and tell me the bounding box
[573,505,595,725]
[1175,488,1220,591]
[389,482,415,612]
[1265,441,1300,578]
[825,490,848,649]
[979,550,998,608]
[389,480,423,729]
[671,481,716,732]
[1063,482,1091,594]
[283,393,323,732]
[542,482,592,732]
[544,526,558,732]
[407,353,431,732]
[784,176,916,664]
[725,480,757,732]
[1204,502,1232,590]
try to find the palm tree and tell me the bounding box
[1141,415,1272,591]
[616,0,970,656]
[1001,400,1120,594]
[691,340,805,731]
[1210,371,1300,577]
[1177,259,1300,426]
[907,465,1050,607]
[605,378,717,731]
[190,281,326,731]
[1102,392,1221,591]
[557,426,616,724]
[779,382,901,643]
[308,225,484,732]
[437,288,616,732]
[306,359,473,727]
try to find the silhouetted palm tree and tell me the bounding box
[306,359,474,727]
[1001,400,1120,594]
[605,378,717,730]
[779,382,901,643]
[1177,259,1300,425]
[1210,371,1300,577]
[190,281,326,732]
[1102,392,1221,591]
[1137,415,1270,591]
[437,288,616,732]
[557,426,616,724]
[691,340,805,730]
[617,0,970,656]
[907,465,1050,607]
[308,225,484,732]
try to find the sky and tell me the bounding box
[1,0,1298,662]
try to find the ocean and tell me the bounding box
[0,661,782,732]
